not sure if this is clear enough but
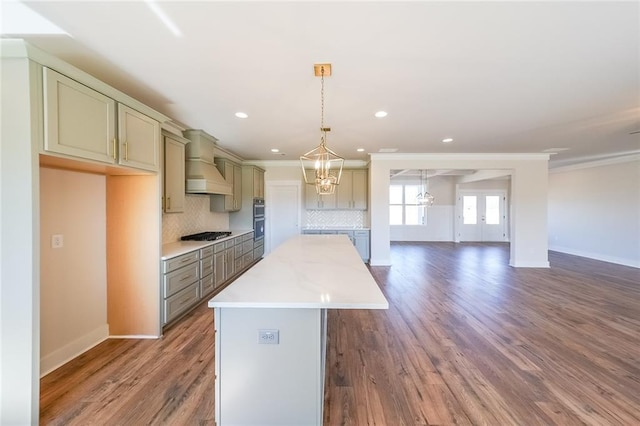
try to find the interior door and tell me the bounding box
[458,191,507,242]
[266,182,301,254]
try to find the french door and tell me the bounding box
[458,191,507,242]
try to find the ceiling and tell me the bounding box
[3,1,639,167]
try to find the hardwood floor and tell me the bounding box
[41,243,640,425]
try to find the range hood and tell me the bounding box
[183,129,233,195]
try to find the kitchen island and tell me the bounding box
[208,234,388,426]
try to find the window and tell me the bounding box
[390,184,426,225]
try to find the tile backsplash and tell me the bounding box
[304,210,366,228]
[162,194,229,243]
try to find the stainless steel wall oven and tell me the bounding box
[253,198,265,241]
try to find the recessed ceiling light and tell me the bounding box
[235,112,248,119]
[374,111,388,118]
[357,148,365,152]
[270,148,280,153]
[442,138,453,143]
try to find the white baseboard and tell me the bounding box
[369,257,391,266]
[549,245,640,268]
[40,324,109,377]
[109,334,161,339]
[509,259,550,268]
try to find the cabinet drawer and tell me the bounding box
[201,255,214,278]
[303,230,321,234]
[354,230,369,237]
[253,245,264,259]
[243,252,253,268]
[234,258,242,272]
[225,239,236,249]
[214,242,225,254]
[164,282,199,324]
[200,273,214,296]
[254,239,264,249]
[242,232,254,242]
[163,251,199,273]
[164,263,199,298]
[200,245,214,258]
[242,240,253,255]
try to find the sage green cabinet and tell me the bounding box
[212,158,242,212]
[252,166,265,198]
[305,185,337,210]
[163,131,189,213]
[304,169,367,210]
[43,67,160,172]
[302,229,370,262]
[336,170,367,210]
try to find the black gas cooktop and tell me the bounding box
[181,231,232,241]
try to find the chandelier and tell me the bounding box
[416,170,435,206]
[300,64,344,195]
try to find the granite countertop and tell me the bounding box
[161,229,253,260]
[208,234,388,309]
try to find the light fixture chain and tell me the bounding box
[320,66,325,131]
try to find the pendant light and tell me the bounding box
[416,170,435,206]
[300,64,344,195]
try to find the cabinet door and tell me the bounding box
[354,231,370,261]
[318,192,336,209]
[336,171,353,209]
[351,170,368,210]
[43,67,116,163]
[233,164,242,210]
[214,251,225,287]
[252,168,265,199]
[164,135,186,213]
[117,104,160,172]
[305,184,320,209]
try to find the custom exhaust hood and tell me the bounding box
[183,129,233,195]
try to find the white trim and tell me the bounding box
[509,260,550,268]
[369,258,392,266]
[244,159,369,168]
[550,152,640,173]
[109,335,161,339]
[370,153,550,161]
[549,247,640,269]
[40,325,109,377]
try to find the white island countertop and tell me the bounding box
[208,234,388,309]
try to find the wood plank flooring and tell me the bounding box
[40,243,640,425]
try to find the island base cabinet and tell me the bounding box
[214,307,326,426]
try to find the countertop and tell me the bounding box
[208,234,388,309]
[302,226,370,230]
[161,229,253,260]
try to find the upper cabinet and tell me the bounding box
[212,158,242,212]
[305,186,337,210]
[163,131,189,213]
[42,67,160,173]
[252,166,265,199]
[336,170,367,210]
[304,169,367,210]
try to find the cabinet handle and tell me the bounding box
[167,197,171,210]
[179,258,192,263]
[112,138,117,160]
[180,274,192,281]
[124,142,128,161]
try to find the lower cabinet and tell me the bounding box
[302,229,370,262]
[162,231,258,328]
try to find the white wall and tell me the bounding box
[370,154,550,267]
[1,56,40,425]
[39,167,109,375]
[549,157,640,267]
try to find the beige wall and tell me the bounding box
[39,167,109,375]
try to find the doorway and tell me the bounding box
[265,181,301,254]
[457,190,508,242]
